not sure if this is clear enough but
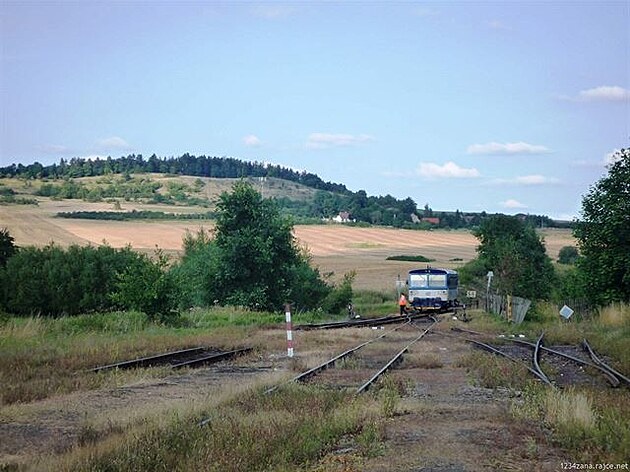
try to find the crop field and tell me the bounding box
[0,198,576,292]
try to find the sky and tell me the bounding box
[1,1,629,220]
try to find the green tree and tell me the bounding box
[213,181,327,310]
[111,249,179,321]
[172,228,222,307]
[574,148,630,304]
[474,215,555,300]
[0,228,17,267]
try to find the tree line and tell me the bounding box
[0,153,567,229]
[0,154,349,194]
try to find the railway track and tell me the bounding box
[91,346,252,372]
[273,317,438,394]
[295,311,447,331]
[458,330,628,388]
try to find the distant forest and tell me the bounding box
[0,154,569,229]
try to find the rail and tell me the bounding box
[91,347,251,372]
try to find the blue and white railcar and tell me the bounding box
[407,267,459,310]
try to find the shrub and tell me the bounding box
[322,272,355,315]
[558,246,579,264]
[110,250,180,323]
[2,244,143,316]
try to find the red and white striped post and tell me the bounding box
[285,303,294,358]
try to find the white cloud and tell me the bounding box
[487,20,511,31]
[96,136,131,150]
[467,141,550,155]
[306,133,375,150]
[250,5,295,19]
[577,85,630,102]
[243,134,262,147]
[501,199,527,209]
[416,161,481,179]
[493,174,560,185]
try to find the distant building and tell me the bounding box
[421,217,440,225]
[410,214,421,224]
[332,211,354,223]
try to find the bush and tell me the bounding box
[322,272,355,314]
[2,244,143,316]
[110,250,180,323]
[558,246,579,264]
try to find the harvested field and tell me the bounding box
[0,200,576,292]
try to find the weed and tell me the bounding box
[457,351,530,390]
[355,421,385,458]
[404,353,443,369]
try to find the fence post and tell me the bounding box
[285,303,294,358]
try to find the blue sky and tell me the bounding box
[1,1,628,219]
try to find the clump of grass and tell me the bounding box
[404,353,443,369]
[288,356,308,373]
[377,376,403,417]
[355,421,385,458]
[457,351,530,390]
[598,302,629,327]
[544,388,596,435]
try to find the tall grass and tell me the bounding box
[457,351,530,390]
[47,384,380,472]
[511,385,628,462]
[0,309,269,406]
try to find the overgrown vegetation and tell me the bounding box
[171,182,338,312]
[0,307,342,406]
[0,183,354,317]
[473,214,555,300]
[0,244,161,317]
[44,384,385,472]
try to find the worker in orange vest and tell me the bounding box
[399,293,407,315]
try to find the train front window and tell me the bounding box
[428,274,446,287]
[409,274,428,287]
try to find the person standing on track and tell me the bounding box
[399,293,408,315]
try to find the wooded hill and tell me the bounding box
[0,154,566,229]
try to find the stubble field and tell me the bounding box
[0,198,576,292]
